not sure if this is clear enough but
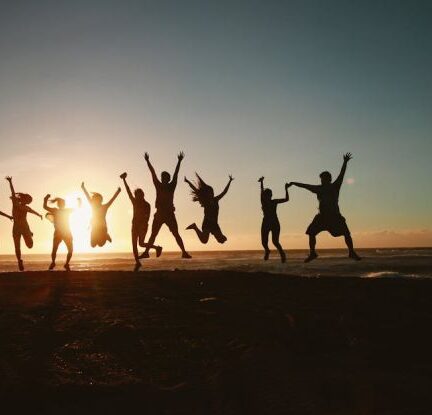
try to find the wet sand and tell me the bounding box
[1,270,432,414]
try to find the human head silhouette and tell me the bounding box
[161,171,171,184]
[320,171,332,185]
[91,192,103,205]
[134,188,144,200]
[50,198,66,208]
[263,188,273,201]
[14,193,33,205]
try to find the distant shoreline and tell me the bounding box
[0,246,431,257]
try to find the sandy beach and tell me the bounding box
[1,270,431,414]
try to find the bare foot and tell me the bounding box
[64,264,70,271]
[18,260,24,271]
[349,252,361,261]
[264,250,270,260]
[134,262,142,272]
[156,246,163,257]
[139,251,150,259]
[182,252,192,259]
[304,252,318,263]
[49,262,56,270]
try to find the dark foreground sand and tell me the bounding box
[1,271,432,414]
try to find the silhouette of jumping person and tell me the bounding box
[81,182,121,247]
[6,176,42,271]
[185,174,233,244]
[259,177,290,263]
[140,152,191,259]
[44,194,80,271]
[120,172,162,271]
[290,153,361,262]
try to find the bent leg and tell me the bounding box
[142,215,163,256]
[188,223,210,244]
[23,233,33,249]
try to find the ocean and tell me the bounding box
[0,248,431,278]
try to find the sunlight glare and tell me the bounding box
[65,192,92,253]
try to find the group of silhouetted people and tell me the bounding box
[1,152,360,271]
[259,152,360,263]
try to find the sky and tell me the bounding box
[0,0,431,254]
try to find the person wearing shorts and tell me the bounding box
[290,153,361,263]
[140,151,191,259]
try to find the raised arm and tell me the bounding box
[5,176,16,198]
[258,176,264,193]
[334,153,352,188]
[106,187,121,208]
[144,152,159,186]
[81,182,92,203]
[216,175,234,201]
[171,151,184,187]
[26,206,43,220]
[0,210,13,220]
[43,194,55,213]
[120,173,134,202]
[184,176,198,193]
[290,182,320,193]
[274,183,291,204]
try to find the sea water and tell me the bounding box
[0,248,431,278]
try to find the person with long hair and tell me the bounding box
[81,182,121,247]
[44,194,79,271]
[6,176,42,271]
[258,177,290,263]
[120,172,162,271]
[184,174,233,244]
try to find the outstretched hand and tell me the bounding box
[144,152,150,161]
[258,176,264,182]
[343,152,353,162]
[44,194,51,200]
[120,172,127,180]
[178,151,185,161]
[81,182,85,189]
[229,174,234,181]
[5,176,12,182]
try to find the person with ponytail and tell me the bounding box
[258,177,290,263]
[81,182,121,247]
[6,176,42,271]
[43,194,79,271]
[184,173,233,244]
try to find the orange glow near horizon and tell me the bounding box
[65,192,92,253]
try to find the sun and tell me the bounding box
[65,192,92,253]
